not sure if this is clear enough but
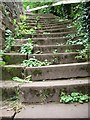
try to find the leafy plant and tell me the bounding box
[60,92,90,104]
[20,15,28,22]
[0,50,4,56]
[53,49,58,54]
[20,38,33,54]
[4,29,15,52]
[0,61,6,66]
[43,32,50,35]
[12,75,32,83]
[22,58,51,67]
[0,50,5,66]
[14,15,36,38]
[65,49,72,53]
[75,44,90,60]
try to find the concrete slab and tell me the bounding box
[12,44,83,53]
[33,44,83,53]
[20,79,89,103]
[3,53,27,64]
[0,107,15,120]
[2,65,25,80]
[0,81,20,99]
[14,103,90,119]
[26,62,89,81]
[28,52,80,64]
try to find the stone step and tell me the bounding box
[22,31,75,39]
[15,37,68,46]
[33,36,79,45]
[25,62,89,81]
[25,13,56,17]
[3,53,27,64]
[26,19,71,25]
[20,79,89,103]
[0,81,20,100]
[1,78,89,103]
[32,37,68,45]
[33,44,83,54]
[2,62,89,81]
[1,65,24,80]
[26,16,59,19]
[28,52,83,64]
[34,31,75,37]
[11,44,83,53]
[27,22,71,28]
[14,102,89,119]
[15,36,78,46]
[3,52,82,65]
[28,24,69,30]
[37,27,75,33]
[0,106,15,120]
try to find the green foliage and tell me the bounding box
[0,50,5,66]
[0,61,6,66]
[4,29,15,52]
[23,1,53,13]
[43,32,50,34]
[20,38,33,54]
[53,49,58,54]
[20,15,28,22]
[0,50,4,56]
[14,15,36,38]
[75,44,90,60]
[65,3,89,60]
[12,75,32,83]
[60,92,90,104]
[22,58,51,67]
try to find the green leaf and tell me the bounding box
[12,77,32,83]
[0,61,6,66]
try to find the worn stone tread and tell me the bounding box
[20,79,89,88]
[0,108,15,120]
[11,44,83,53]
[1,79,89,104]
[14,103,90,119]
[26,62,90,81]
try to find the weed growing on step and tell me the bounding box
[60,92,90,104]
[4,29,15,52]
[14,15,36,38]
[22,58,51,67]
[75,44,90,60]
[20,38,33,54]
[0,50,6,66]
[43,32,51,35]
[12,75,32,83]
[3,96,24,113]
[65,49,73,53]
[53,49,58,54]
[0,60,5,66]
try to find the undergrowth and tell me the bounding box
[60,92,90,104]
[22,58,51,67]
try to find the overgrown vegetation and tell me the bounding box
[0,50,5,66]
[12,75,32,83]
[20,38,33,54]
[14,15,36,38]
[60,92,90,104]
[66,3,90,60]
[22,1,90,60]
[4,29,15,52]
[22,58,51,67]
[23,0,53,13]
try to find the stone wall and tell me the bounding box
[0,1,24,49]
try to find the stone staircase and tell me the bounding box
[0,13,90,119]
